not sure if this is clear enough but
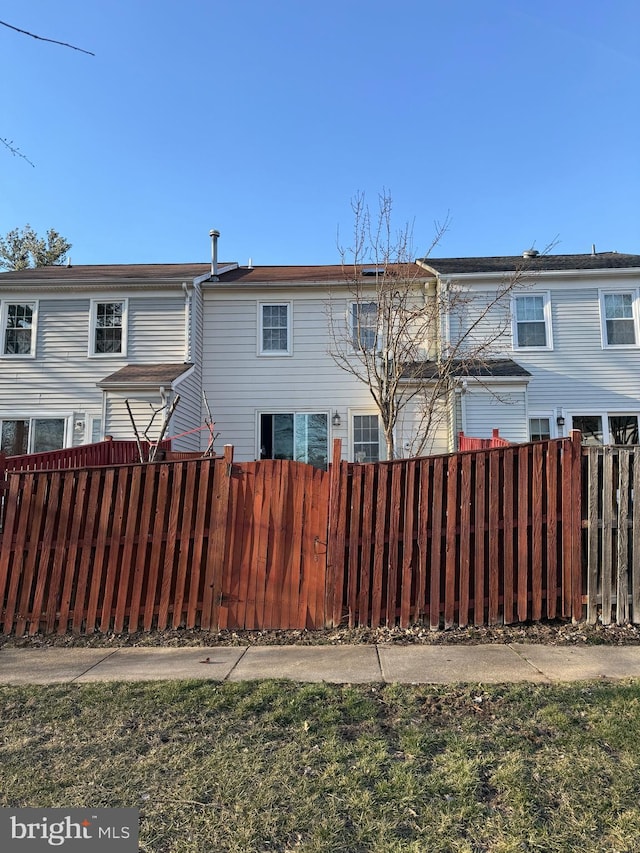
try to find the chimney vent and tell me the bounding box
[209,229,220,278]
[522,248,539,259]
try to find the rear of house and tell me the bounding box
[201,263,452,464]
[421,251,640,447]
[0,263,209,455]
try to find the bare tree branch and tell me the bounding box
[0,19,95,56]
[0,137,34,167]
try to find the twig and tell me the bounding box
[0,19,95,55]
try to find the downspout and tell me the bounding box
[182,282,192,362]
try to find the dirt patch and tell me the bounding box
[2,619,640,648]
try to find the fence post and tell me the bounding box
[325,438,343,627]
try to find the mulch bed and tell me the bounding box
[2,620,640,648]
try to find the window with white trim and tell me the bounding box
[353,414,380,462]
[571,413,640,445]
[259,412,328,468]
[529,416,551,442]
[600,292,638,346]
[2,302,37,356]
[259,303,291,355]
[0,417,66,455]
[351,302,378,351]
[512,293,552,349]
[571,415,603,445]
[90,300,126,355]
[608,415,639,444]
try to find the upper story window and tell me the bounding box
[2,302,37,357]
[512,293,552,349]
[600,292,638,346]
[90,300,127,356]
[351,302,378,351]
[259,303,291,355]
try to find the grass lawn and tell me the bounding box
[1,679,640,852]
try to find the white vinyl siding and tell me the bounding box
[463,385,529,444]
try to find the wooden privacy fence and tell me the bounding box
[583,445,640,625]
[0,448,328,636]
[4,429,637,636]
[327,434,582,629]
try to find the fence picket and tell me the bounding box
[430,457,444,630]
[517,446,529,622]
[445,455,458,629]
[601,447,613,625]
[531,444,543,622]
[172,461,198,628]
[458,454,472,627]
[358,465,375,627]
[347,464,363,628]
[386,463,403,627]
[401,460,417,628]
[72,470,102,634]
[16,473,48,636]
[488,451,500,625]
[502,448,514,624]
[0,474,30,634]
[100,466,131,633]
[474,453,486,627]
[545,440,558,619]
[45,471,77,633]
[616,450,630,624]
[634,452,640,624]
[370,464,388,628]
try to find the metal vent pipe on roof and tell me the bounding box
[209,229,220,277]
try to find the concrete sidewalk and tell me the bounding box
[2,644,640,685]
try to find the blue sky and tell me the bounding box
[2,0,639,266]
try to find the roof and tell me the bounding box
[419,252,640,275]
[402,358,531,380]
[97,363,193,388]
[0,263,228,283]
[214,263,428,284]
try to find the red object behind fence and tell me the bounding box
[458,428,511,450]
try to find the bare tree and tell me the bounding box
[327,191,547,458]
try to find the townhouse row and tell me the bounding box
[1,245,639,463]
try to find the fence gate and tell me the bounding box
[218,459,330,630]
